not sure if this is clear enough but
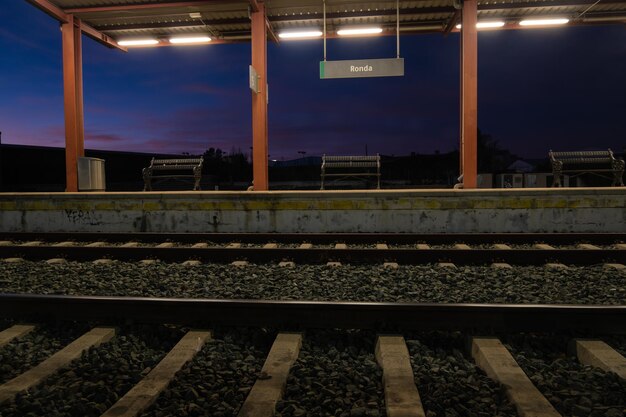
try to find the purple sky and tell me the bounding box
[0,2,625,160]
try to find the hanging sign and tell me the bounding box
[249,65,259,93]
[320,58,404,79]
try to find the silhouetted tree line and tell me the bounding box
[0,130,546,191]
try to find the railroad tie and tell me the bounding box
[437,262,456,268]
[191,242,209,248]
[578,243,600,250]
[471,337,561,417]
[182,260,202,266]
[0,324,35,348]
[93,258,114,264]
[102,330,211,417]
[232,260,249,267]
[53,241,75,247]
[46,258,67,264]
[227,242,242,249]
[534,243,555,250]
[571,339,626,380]
[545,263,568,270]
[263,243,278,249]
[238,333,302,417]
[85,241,107,247]
[415,244,430,250]
[493,244,512,250]
[0,327,116,405]
[0,241,12,246]
[454,243,472,250]
[298,243,313,249]
[279,261,295,268]
[615,243,626,250]
[604,263,626,271]
[377,243,389,250]
[335,243,348,249]
[375,336,426,417]
[20,241,43,247]
[384,262,399,269]
[2,258,24,263]
[327,261,342,267]
[155,242,174,248]
[491,244,512,268]
[120,242,140,248]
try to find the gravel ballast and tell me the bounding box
[406,332,517,417]
[0,262,624,304]
[504,334,626,417]
[142,328,272,417]
[0,324,185,417]
[276,330,385,417]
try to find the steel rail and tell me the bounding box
[0,245,624,265]
[1,294,624,333]
[0,232,624,245]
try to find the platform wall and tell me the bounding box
[0,188,624,233]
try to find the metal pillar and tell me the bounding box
[460,0,478,189]
[251,1,269,191]
[61,15,85,192]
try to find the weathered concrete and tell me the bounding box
[0,188,624,233]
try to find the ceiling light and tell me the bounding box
[519,18,569,26]
[169,36,212,44]
[456,21,506,29]
[278,30,323,39]
[118,39,159,46]
[477,21,506,29]
[337,27,383,36]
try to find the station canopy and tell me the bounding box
[34,0,626,46]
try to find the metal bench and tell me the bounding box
[549,149,624,187]
[321,154,381,190]
[142,157,204,191]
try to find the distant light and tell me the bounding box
[118,39,159,46]
[456,21,506,29]
[278,30,323,39]
[169,36,212,44]
[519,18,569,26]
[337,27,383,36]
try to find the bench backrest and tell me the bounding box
[149,158,203,171]
[549,150,615,165]
[322,155,380,168]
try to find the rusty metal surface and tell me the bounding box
[1,293,625,333]
[0,244,623,265]
[30,0,626,40]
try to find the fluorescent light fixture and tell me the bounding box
[519,18,569,26]
[118,39,159,46]
[278,30,323,39]
[456,21,505,29]
[477,21,505,28]
[169,36,212,44]
[337,27,383,36]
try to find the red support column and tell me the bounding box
[460,0,478,189]
[61,15,85,192]
[251,1,269,191]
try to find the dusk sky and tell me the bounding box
[0,1,625,160]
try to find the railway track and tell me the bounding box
[0,295,625,417]
[1,232,625,266]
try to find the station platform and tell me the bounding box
[0,188,623,233]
